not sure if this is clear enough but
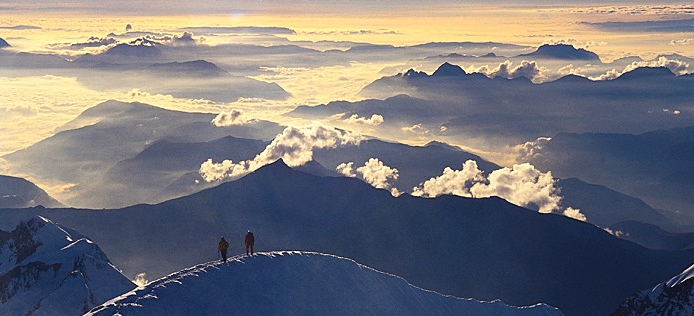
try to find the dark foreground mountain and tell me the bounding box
[1,160,692,316]
[0,216,134,316]
[0,175,62,208]
[86,252,564,316]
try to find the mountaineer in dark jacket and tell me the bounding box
[218,236,229,262]
[245,231,254,256]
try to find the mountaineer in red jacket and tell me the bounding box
[245,230,255,256]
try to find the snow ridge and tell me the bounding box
[87,251,564,316]
[612,262,694,316]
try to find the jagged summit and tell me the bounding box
[520,44,601,61]
[432,62,467,77]
[0,216,134,316]
[86,251,564,316]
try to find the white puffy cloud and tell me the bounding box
[344,114,384,126]
[468,60,549,83]
[336,158,400,196]
[336,161,356,177]
[563,207,587,222]
[200,124,362,182]
[515,136,551,163]
[469,163,561,214]
[412,160,484,198]
[412,160,584,219]
[212,109,257,127]
[133,273,149,287]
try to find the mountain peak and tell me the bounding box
[402,68,428,79]
[521,44,601,61]
[0,37,10,48]
[617,66,676,80]
[432,62,467,77]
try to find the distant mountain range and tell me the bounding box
[291,63,694,149]
[524,126,694,225]
[0,175,62,208]
[3,100,284,208]
[607,221,694,250]
[1,160,693,316]
[86,252,565,316]
[0,216,134,316]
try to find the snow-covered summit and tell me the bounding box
[0,216,134,316]
[612,262,694,316]
[87,251,564,316]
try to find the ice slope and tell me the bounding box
[86,251,564,316]
[0,216,134,316]
[612,262,694,316]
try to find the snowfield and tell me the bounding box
[86,251,564,316]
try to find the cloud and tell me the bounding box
[591,57,690,80]
[470,163,561,214]
[60,36,118,49]
[467,60,549,82]
[344,114,384,126]
[179,26,296,35]
[563,207,587,222]
[402,123,429,134]
[132,273,149,287]
[582,16,694,33]
[304,29,400,36]
[212,109,258,126]
[336,161,356,177]
[412,160,484,198]
[336,158,400,196]
[413,160,583,219]
[0,25,41,30]
[557,64,588,77]
[671,38,694,46]
[571,5,694,16]
[515,137,552,163]
[604,227,627,238]
[200,124,362,182]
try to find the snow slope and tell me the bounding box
[612,262,694,316]
[87,251,564,316]
[0,216,134,316]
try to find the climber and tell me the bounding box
[218,236,229,262]
[245,231,255,255]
